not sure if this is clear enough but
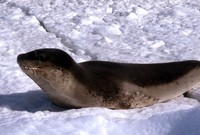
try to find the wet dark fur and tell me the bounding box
[79,60,200,99]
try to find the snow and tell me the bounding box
[1,0,200,135]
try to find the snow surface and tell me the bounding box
[1,0,200,135]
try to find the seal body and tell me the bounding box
[17,48,200,109]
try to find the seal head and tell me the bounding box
[17,48,90,107]
[17,48,75,71]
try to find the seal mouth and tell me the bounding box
[22,64,38,71]
[19,63,40,75]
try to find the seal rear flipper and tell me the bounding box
[183,90,200,102]
[183,91,190,97]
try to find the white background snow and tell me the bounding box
[1,0,200,134]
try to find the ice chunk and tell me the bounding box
[135,7,148,16]
[150,40,165,48]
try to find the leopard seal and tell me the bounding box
[17,48,200,109]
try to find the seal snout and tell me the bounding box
[17,54,26,64]
[17,54,24,64]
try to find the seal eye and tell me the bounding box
[34,51,46,62]
[37,55,45,61]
